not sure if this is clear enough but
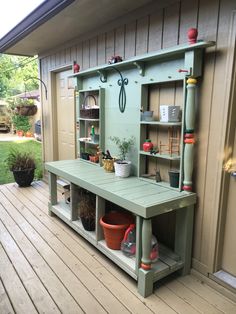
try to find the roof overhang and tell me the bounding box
[0,0,154,56]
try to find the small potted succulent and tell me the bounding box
[5,148,36,187]
[110,136,135,178]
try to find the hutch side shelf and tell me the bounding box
[76,88,105,165]
[46,40,215,296]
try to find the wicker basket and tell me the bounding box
[103,159,115,172]
[16,105,37,116]
[80,94,99,119]
[114,161,132,178]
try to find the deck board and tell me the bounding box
[0,277,15,314]
[0,182,236,314]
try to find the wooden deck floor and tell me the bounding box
[0,182,236,314]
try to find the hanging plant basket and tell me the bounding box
[16,105,38,116]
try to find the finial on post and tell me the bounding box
[187,28,198,44]
[73,61,80,73]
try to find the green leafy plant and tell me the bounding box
[110,136,135,160]
[5,148,36,171]
[15,97,35,107]
[12,114,31,132]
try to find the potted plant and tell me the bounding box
[5,148,36,187]
[12,114,31,136]
[79,190,96,231]
[88,146,99,163]
[110,136,135,177]
[80,147,90,160]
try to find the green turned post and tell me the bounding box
[48,172,57,216]
[183,78,197,191]
[141,218,152,268]
[138,218,154,297]
[183,143,194,187]
[135,216,142,273]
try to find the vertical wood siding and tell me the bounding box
[40,0,236,275]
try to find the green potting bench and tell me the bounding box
[46,159,196,297]
[46,40,215,296]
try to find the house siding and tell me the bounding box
[39,0,236,277]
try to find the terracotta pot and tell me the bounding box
[25,131,33,137]
[89,155,99,163]
[16,130,24,137]
[100,211,134,250]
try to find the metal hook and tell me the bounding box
[24,76,48,100]
[99,66,128,113]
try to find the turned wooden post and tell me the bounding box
[183,77,197,191]
[138,218,154,297]
[141,218,152,270]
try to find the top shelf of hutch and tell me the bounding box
[70,41,215,79]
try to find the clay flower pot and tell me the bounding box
[100,211,134,250]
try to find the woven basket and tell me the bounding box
[103,159,115,172]
[114,161,131,178]
[80,94,99,119]
[16,105,37,116]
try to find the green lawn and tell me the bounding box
[0,140,43,185]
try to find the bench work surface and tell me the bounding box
[45,160,196,218]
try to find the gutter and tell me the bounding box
[0,0,75,55]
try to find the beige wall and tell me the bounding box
[39,0,236,277]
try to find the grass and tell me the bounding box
[0,140,43,185]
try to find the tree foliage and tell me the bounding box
[0,54,39,98]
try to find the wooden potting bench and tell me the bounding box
[46,159,196,297]
[46,40,215,296]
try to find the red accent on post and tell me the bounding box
[187,28,198,44]
[141,263,151,270]
[184,138,195,144]
[178,69,189,73]
[183,185,192,191]
[184,133,194,138]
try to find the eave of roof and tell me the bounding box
[0,0,157,57]
[0,0,75,56]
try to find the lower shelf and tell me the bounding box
[50,202,96,245]
[98,240,137,279]
[49,202,184,283]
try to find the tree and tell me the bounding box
[0,54,39,98]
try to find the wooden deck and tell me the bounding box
[0,182,236,314]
